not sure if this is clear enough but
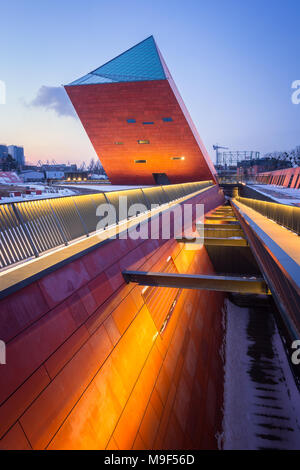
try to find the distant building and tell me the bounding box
[90,173,108,180]
[20,170,44,182]
[41,164,77,173]
[22,164,39,171]
[237,157,292,180]
[8,145,25,166]
[64,170,88,181]
[44,170,64,180]
[0,145,8,161]
[237,164,264,179]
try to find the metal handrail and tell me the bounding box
[235,196,300,236]
[0,181,213,269]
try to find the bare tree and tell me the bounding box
[88,158,95,172]
[265,146,300,168]
[79,161,87,171]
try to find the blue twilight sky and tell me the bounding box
[1,0,300,165]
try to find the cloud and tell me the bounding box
[29,86,77,118]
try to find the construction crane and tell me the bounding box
[213,144,229,166]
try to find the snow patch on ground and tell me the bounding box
[249,184,300,205]
[0,184,77,203]
[223,299,300,450]
[223,300,257,449]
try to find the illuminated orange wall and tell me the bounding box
[0,187,224,450]
[65,80,217,185]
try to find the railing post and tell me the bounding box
[160,185,169,204]
[103,192,118,228]
[48,200,68,246]
[141,189,151,210]
[11,203,39,258]
[72,198,89,237]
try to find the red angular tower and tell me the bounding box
[65,36,217,185]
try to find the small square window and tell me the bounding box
[127,119,136,123]
[162,117,173,122]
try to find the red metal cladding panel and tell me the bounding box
[258,167,300,188]
[65,80,217,185]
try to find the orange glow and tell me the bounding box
[0,190,225,450]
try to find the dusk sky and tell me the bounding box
[1,0,300,165]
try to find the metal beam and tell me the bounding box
[203,228,245,238]
[205,215,237,220]
[123,271,270,294]
[176,237,247,246]
[206,215,236,218]
[214,212,234,216]
[214,213,234,216]
[213,207,233,214]
[204,237,248,246]
[199,222,241,229]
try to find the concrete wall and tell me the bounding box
[0,187,225,450]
